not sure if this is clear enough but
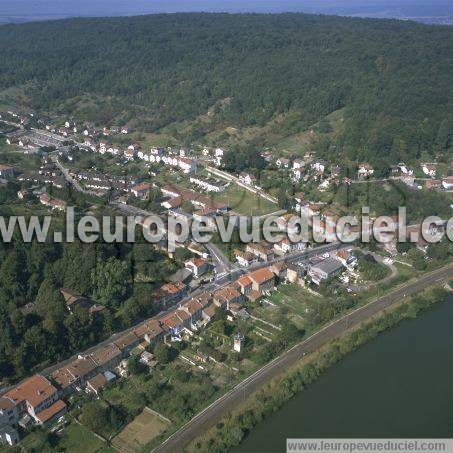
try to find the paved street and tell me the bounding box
[154,263,453,453]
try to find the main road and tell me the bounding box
[154,262,453,452]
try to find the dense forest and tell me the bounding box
[0,13,452,165]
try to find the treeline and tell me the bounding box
[0,14,452,164]
[187,286,447,452]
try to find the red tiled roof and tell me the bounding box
[35,399,66,424]
[249,268,274,285]
[5,375,57,409]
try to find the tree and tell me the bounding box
[81,402,109,433]
[154,344,177,364]
[128,355,147,375]
[91,257,131,308]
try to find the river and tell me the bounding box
[235,297,453,452]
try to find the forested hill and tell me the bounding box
[1,13,453,164]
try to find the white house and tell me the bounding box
[239,172,256,186]
[442,177,453,190]
[293,159,305,170]
[358,163,374,178]
[422,164,436,177]
[276,157,291,169]
[177,157,197,174]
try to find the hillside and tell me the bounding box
[1,13,453,166]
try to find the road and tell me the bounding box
[154,263,453,453]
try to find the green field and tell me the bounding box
[213,184,277,216]
[19,421,111,453]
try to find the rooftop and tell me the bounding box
[5,375,57,409]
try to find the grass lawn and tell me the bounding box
[19,421,111,453]
[112,408,170,453]
[213,184,276,216]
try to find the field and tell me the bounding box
[18,421,111,453]
[213,184,277,216]
[111,408,171,453]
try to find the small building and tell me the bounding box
[422,163,437,177]
[185,258,210,278]
[358,163,374,178]
[139,351,155,367]
[234,249,258,267]
[309,258,344,285]
[233,334,245,352]
[442,177,453,190]
[276,157,291,169]
[131,182,152,199]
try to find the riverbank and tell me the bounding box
[187,286,448,452]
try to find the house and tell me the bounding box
[0,165,14,179]
[185,258,210,278]
[425,179,441,190]
[51,356,98,394]
[311,160,327,174]
[269,262,288,280]
[358,163,374,178]
[88,344,122,372]
[276,157,291,169]
[60,288,92,313]
[422,163,437,177]
[235,275,253,296]
[0,397,20,431]
[131,182,152,199]
[234,249,258,267]
[248,268,275,295]
[135,319,164,345]
[4,375,66,426]
[39,194,67,211]
[309,258,344,285]
[245,242,275,262]
[293,159,305,170]
[286,263,306,284]
[398,163,413,175]
[121,126,129,134]
[123,149,136,160]
[202,304,218,322]
[177,157,197,174]
[99,141,107,153]
[442,177,453,190]
[213,286,243,309]
[179,299,204,325]
[292,168,303,182]
[160,310,190,334]
[114,332,140,355]
[238,172,256,186]
[86,373,109,396]
[139,351,155,367]
[151,282,187,306]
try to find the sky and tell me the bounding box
[1,0,453,22]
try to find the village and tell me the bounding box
[0,109,452,448]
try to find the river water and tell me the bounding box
[235,297,453,452]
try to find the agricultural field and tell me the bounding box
[112,408,171,453]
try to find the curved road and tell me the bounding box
[154,263,453,452]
